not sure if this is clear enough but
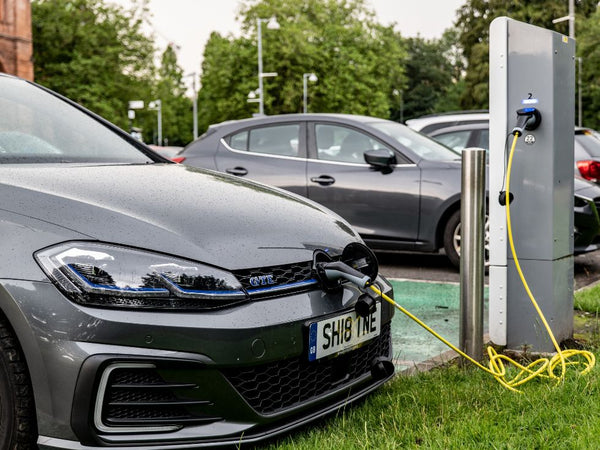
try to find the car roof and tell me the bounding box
[405,111,490,132]
[207,113,395,132]
[428,122,489,136]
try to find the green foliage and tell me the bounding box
[32,0,156,131]
[575,282,600,314]
[197,32,258,133]
[577,8,600,130]
[150,45,193,146]
[398,31,465,121]
[198,0,407,131]
[455,0,597,110]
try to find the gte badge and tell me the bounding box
[249,274,276,287]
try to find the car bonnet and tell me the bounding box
[0,164,360,269]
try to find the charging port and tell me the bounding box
[512,107,542,135]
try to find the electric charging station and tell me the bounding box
[489,17,575,352]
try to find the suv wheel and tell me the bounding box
[443,210,489,268]
[0,315,37,448]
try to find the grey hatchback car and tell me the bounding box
[177,114,469,266]
[0,75,395,448]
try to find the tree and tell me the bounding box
[397,31,465,121]
[31,0,155,131]
[455,0,597,109]
[197,0,406,131]
[150,45,193,146]
[576,8,600,129]
[197,32,258,132]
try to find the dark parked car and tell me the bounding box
[177,114,471,266]
[0,75,395,448]
[407,112,600,254]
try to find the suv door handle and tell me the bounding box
[226,167,248,176]
[310,175,335,186]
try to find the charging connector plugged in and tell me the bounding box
[512,107,542,135]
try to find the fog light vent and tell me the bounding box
[94,363,221,434]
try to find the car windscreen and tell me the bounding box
[0,77,153,164]
[369,121,460,161]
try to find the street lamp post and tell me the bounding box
[149,100,162,146]
[185,72,198,140]
[553,0,580,125]
[256,16,279,115]
[302,73,318,114]
[393,89,403,123]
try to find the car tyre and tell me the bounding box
[0,315,37,449]
[443,210,489,269]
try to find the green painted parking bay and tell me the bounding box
[388,280,489,372]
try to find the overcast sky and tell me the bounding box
[113,0,465,85]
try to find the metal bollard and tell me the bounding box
[460,148,486,362]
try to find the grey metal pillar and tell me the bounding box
[460,148,486,361]
[489,18,574,352]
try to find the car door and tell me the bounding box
[306,122,421,246]
[214,122,308,196]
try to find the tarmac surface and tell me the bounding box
[380,250,600,373]
[378,250,600,290]
[387,279,488,372]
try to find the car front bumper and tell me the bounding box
[0,277,394,448]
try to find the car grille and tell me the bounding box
[222,323,392,415]
[98,364,222,430]
[233,261,317,297]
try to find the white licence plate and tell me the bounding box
[308,303,380,362]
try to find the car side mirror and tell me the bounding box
[364,149,396,173]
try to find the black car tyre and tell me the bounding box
[0,315,37,449]
[443,210,490,269]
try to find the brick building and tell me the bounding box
[0,0,33,80]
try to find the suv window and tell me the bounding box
[315,124,390,163]
[477,129,489,151]
[228,124,300,157]
[434,130,472,151]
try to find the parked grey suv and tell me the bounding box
[0,75,395,448]
[407,111,600,255]
[177,114,472,266]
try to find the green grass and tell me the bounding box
[265,360,600,449]
[258,285,600,449]
[575,282,600,314]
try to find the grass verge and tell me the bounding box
[266,360,600,449]
[575,282,600,314]
[261,285,600,449]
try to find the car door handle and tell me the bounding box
[226,167,248,176]
[310,175,336,186]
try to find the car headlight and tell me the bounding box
[35,242,246,309]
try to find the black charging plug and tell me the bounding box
[512,107,542,136]
[498,191,514,206]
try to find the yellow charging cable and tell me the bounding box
[367,132,594,392]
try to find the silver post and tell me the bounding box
[157,100,162,146]
[578,57,582,127]
[569,0,575,39]
[460,148,486,362]
[303,74,308,114]
[257,18,264,116]
[191,74,198,140]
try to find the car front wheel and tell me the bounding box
[443,210,489,269]
[0,315,37,448]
